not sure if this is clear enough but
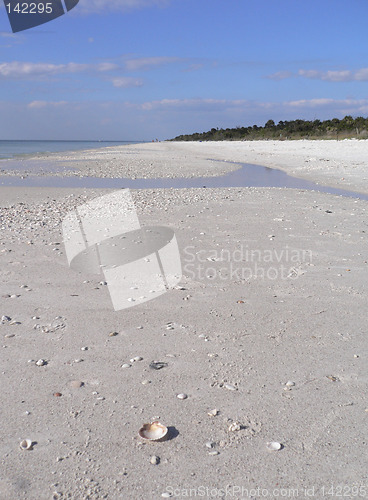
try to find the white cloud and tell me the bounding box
[27,101,68,109]
[112,76,143,88]
[266,70,294,80]
[298,68,368,82]
[77,0,170,14]
[0,61,119,79]
[286,97,368,108]
[124,56,180,71]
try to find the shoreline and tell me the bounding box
[0,140,367,195]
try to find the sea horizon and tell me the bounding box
[0,139,146,160]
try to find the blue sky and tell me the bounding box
[1,0,368,140]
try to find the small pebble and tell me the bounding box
[35,359,47,366]
[122,364,131,369]
[141,380,151,385]
[74,359,83,363]
[161,493,172,498]
[208,451,219,456]
[81,347,88,351]
[5,334,15,338]
[109,332,118,337]
[205,441,215,449]
[150,455,160,465]
[177,393,188,400]
[53,393,62,397]
[208,409,219,417]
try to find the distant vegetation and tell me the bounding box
[171,116,368,141]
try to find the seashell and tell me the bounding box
[266,441,282,451]
[130,356,143,362]
[176,393,187,400]
[285,381,295,387]
[20,439,33,451]
[208,409,219,417]
[228,421,241,432]
[35,359,47,366]
[149,361,168,370]
[224,383,237,391]
[139,421,168,441]
[70,380,84,388]
[150,455,160,465]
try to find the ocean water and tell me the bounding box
[0,140,143,160]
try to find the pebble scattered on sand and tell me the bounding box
[122,364,131,369]
[208,409,219,417]
[150,455,160,465]
[177,393,188,400]
[208,451,219,456]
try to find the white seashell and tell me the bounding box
[121,364,131,369]
[20,439,33,451]
[208,409,219,417]
[150,455,160,465]
[228,421,241,432]
[208,450,219,456]
[285,381,295,387]
[176,393,188,400]
[266,441,282,451]
[130,356,143,362]
[161,493,172,498]
[139,422,168,441]
[224,383,237,391]
[35,359,47,366]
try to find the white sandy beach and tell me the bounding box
[0,141,367,499]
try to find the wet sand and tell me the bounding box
[0,141,367,499]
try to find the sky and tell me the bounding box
[1,0,368,140]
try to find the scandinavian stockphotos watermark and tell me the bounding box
[3,0,79,33]
[62,189,182,311]
[183,245,312,281]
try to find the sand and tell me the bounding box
[0,141,367,499]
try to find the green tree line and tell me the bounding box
[171,116,368,141]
